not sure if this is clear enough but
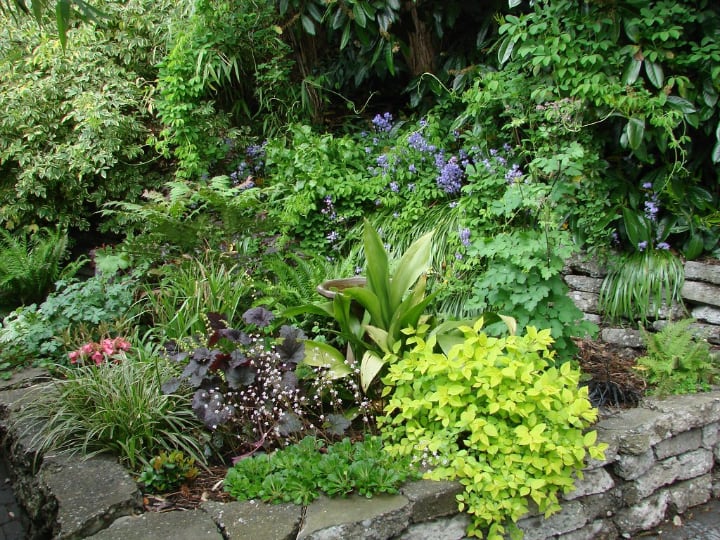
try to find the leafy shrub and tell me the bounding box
[224,435,418,505]
[380,319,606,539]
[0,1,172,230]
[0,227,79,308]
[636,319,719,396]
[139,450,199,493]
[154,0,297,177]
[0,275,136,369]
[14,354,207,471]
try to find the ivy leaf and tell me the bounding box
[644,61,664,89]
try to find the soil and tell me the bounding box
[145,338,651,513]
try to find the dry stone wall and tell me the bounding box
[564,255,720,347]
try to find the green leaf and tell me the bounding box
[341,286,383,329]
[352,3,367,27]
[625,118,645,150]
[360,351,385,393]
[622,58,642,85]
[497,36,515,65]
[364,325,390,354]
[362,221,391,326]
[56,0,71,49]
[340,22,352,49]
[644,61,664,89]
[666,96,695,115]
[622,208,650,249]
[302,340,352,379]
[682,235,704,261]
[712,141,720,164]
[508,0,522,7]
[389,230,433,310]
[301,14,316,35]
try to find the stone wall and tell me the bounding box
[1,369,718,539]
[564,255,720,348]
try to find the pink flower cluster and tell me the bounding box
[68,337,131,366]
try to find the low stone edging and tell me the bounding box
[0,371,718,539]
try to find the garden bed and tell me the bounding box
[1,368,718,540]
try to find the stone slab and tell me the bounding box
[42,455,142,539]
[653,428,702,460]
[613,490,670,534]
[568,291,599,314]
[682,281,720,307]
[400,480,462,523]
[298,494,411,540]
[564,275,604,294]
[564,469,615,501]
[201,500,301,540]
[666,474,712,514]
[394,513,470,540]
[87,509,222,540]
[684,261,720,285]
[517,500,586,540]
[600,328,645,348]
[563,254,607,278]
[691,305,720,325]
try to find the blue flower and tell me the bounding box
[504,163,524,184]
[327,231,340,242]
[638,241,648,251]
[657,242,670,250]
[459,228,471,247]
[436,156,463,194]
[408,164,417,173]
[389,181,399,192]
[372,112,393,133]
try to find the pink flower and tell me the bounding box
[81,343,94,355]
[68,351,80,364]
[115,338,131,351]
[101,340,115,355]
[91,351,105,365]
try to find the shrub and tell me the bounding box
[380,319,606,539]
[636,319,719,396]
[0,1,173,230]
[14,353,207,471]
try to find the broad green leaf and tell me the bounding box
[622,58,642,85]
[666,96,695,115]
[389,230,433,309]
[625,117,645,150]
[352,2,367,27]
[703,79,718,108]
[302,340,352,379]
[683,235,704,260]
[56,0,71,49]
[301,14,316,35]
[621,207,650,249]
[341,286,383,329]
[713,141,720,164]
[644,61,664,89]
[362,221,391,326]
[508,0,522,7]
[340,21,351,49]
[497,36,515,65]
[360,351,385,393]
[283,302,333,319]
[364,325,390,354]
[388,274,427,339]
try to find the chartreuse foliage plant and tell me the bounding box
[636,319,719,396]
[380,319,606,539]
[224,435,418,505]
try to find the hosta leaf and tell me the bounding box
[625,117,645,150]
[360,350,385,393]
[302,340,352,379]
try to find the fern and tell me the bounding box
[636,319,719,396]
[0,227,77,307]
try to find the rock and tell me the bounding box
[569,291,600,314]
[298,494,411,540]
[564,275,604,294]
[667,474,712,514]
[564,469,615,501]
[613,449,655,481]
[600,328,645,348]
[684,261,720,285]
[393,514,470,540]
[691,305,720,325]
[42,455,142,539]
[564,254,607,278]
[399,480,463,523]
[681,281,720,307]
[517,500,587,540]
[87,509,222,540]
[653,428,702,460]
[201,500,301,540]
[613,491,670,534]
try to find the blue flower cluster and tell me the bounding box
[372,112,394,133]
[229,141,266,188]
[436,156,463,194]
